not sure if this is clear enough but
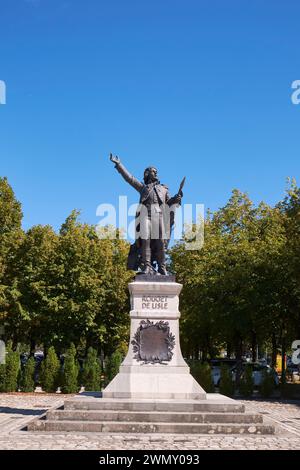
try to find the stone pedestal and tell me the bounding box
[28,280,274,435]
[102,280,206,400]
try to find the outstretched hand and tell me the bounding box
[110,153,120,165]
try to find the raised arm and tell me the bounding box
[109,153,143,192]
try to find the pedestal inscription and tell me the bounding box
[142,296,169,310]
[132,319,175,364]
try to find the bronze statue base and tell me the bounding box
[134,274,176,282]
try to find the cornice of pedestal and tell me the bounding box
[128,281,183,296]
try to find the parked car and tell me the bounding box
[20,351,44,383]
[20,352,29,366]
[286,363,300,379]
[231,362,279,387]
[210,360,279,387]
[210,359,237,387]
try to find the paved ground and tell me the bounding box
[0,393,300,450]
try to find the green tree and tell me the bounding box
[239,365,254,397]
[259,369,275,398]
[2,342,20,392]
[276,180,300,373]
[12,210,132,354]
[61,343,79,393]
[20,357,35,392]
[81,347,101,391]
[51,212,132,353]
[219,364,234,397]
[189,361,214,392]
[11,225,59,350]
[105,349,123,385]
[0,177,23,263]
[170,189,287,365]
[0,363,6,392]
[39,346,60,393]
[0,177,24,346]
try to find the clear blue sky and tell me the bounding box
[0,0,299,231]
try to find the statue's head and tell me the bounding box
[144,166,158,184]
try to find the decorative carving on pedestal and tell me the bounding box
[131,319,175,364]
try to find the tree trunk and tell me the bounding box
[30,339,36,357]
[251,331,257,362]
[271,334,277,368]
[227,342,232,358]
[281,335,286,386]
[235,334,243,388]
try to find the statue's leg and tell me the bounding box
[141,238,151,270]
[156,214,167,275]
[156,240,167,275]
[140,216,153,274]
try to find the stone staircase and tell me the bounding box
[27,395,275,435]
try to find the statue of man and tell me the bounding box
[110,153,183,275]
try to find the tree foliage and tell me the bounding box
[239,365,254,397]
[105,349,123,385]
[0,177,24,343]
[20,356,35,392]
[219,365,234,397]
[170,185,299,364]
[0,181,132,355]
[1,341,20,392]
[39,346,60,393]
[81,347,101,391]
[61,343,79,393]
[189,361,214,392]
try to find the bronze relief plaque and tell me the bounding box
[131,319,175,364]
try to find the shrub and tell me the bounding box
[105,350,123,385]
[40,346,60,393]
[259,369,275,398]
[0,363,5,392]
[81,347,101,391]
[61,343,80,394]
[239,365,254,397]
[3,343,20,392]
[116,341,128,357]
[190,361,214,392]
[219,364,234,397]
[20,356,35,392]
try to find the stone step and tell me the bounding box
[46,409,263,424]
[64,399,245,414]
[28,419,274,434]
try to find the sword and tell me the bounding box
[178,176,186,196]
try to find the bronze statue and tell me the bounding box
[110,153,184,275]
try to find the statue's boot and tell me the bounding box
[140,238,153,274]
[156,240,167,275]
[140,264,154,275]
[158,264,168,275]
